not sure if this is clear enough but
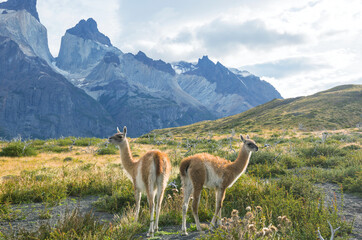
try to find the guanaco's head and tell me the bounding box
[240,134,258,152]
[109,126,127,145]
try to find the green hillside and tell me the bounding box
[151,84,362,135]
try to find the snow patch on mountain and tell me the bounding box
[171,61,198,74]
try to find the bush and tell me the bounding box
[249,150,276,165]
[42,145,68,153]
[96,144,118,155]
[93,180,136,213]
[248,163,286,178]
[55,138,74,146]
[277,175,320,200]
[0,142,37,157]
[63,157,73,162]
[342,171,362,194]
[342,144,360,151]
[298,144,347,158]
[75,138,103,146]
[280,155,301,169]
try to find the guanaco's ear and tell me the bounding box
[246,135,250,139]
[117,127,121,133]
[123,126,127,135]
[240,134,245,142]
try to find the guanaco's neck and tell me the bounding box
[228,144,251,175]
[118,139,137,174]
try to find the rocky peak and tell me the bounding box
[185,55,247,95]
[66,18,111,46]
[197,55,214,67]
[0,0,39,21]
[134,51,175,75]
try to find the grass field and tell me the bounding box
[0,127,361,239]
[151,85,362,136]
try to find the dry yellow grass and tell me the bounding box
[0,141,180,179]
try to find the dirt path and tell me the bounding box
[317,183,362,240]
[0,196,114,236]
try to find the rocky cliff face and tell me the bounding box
[56,18,121,73]
[0,0,39,21]
[0,4,53,64]
[134,51,176,76]
[0,36,115,139]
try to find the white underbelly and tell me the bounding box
[135,164,147,192]
[204,163,223,189]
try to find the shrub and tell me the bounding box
[280,155,301,169]
[248,163,286,178]
[298,145,347,158]
[55,138,74,146]
[75,138,103,146]
[96,144,118,155]
[42,145,68,153]
[277,174,320,200]
[342,171,362,194]
[249,150,276,165]
[63,157,73,162]
[0,142,37,157]
[342,144,360,151]
[93,180,136,213]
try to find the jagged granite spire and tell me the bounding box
[66,18,112,46]
[0,0,39,21]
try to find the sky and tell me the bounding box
[34,0,362,98]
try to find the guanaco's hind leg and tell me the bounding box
[181,177,193,235]
[154,176,167,232]
[211,188,226,228]
[190,166,206,232]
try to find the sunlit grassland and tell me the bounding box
[0,128,361,239]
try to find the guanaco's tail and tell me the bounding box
[179,158,192,177]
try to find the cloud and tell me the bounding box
[264,74,362,99]
[196,19,306,55]
[242,57,329,78]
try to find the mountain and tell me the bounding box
[56,18,121,73]
[150,85,362,135]
[0,0,116,139]
[0,36,115,139]
[174,56,282,117]
[56,20,215,137]
[134,51,175,76]
[0,0,53,64]
[0,0,39,22]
